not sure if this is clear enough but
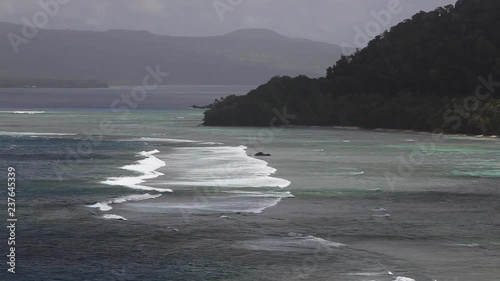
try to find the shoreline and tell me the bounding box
[203,123,500,139]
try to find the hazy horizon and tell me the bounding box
[1,0,456,45]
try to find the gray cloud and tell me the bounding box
[0,0,457,44]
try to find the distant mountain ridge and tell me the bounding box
[0,22,342,85]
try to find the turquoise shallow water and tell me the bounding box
[0,87,499,280]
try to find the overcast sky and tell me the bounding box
[1,0,457,45]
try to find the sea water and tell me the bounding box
[0,86,499,281]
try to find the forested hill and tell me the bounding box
[326,0,500,97]
[204,0,500,135]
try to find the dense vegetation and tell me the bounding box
[204,0,500,135]
[0,78,108,88]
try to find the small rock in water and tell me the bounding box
[254,152,271,156]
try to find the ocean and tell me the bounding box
[0,86,499,281]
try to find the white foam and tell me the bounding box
[334,170,364,176]
[159,146,291,188]
[135,199,282,214]
[288,232,346,247]
[165,146,290,188]
[122,150,165,173]
[133,137,224,145]
[114,145,291,214]
[87,193,162,211]
[160,145,291,213]
[136,189,293,214]
[372,214,391,218]
[303,236,346,248]
[137,137,200,143]
[348,272,383,276]
[87,202,112,211]
[237,234,345,252]
[199,142,224,145]
[101,177,171,192]
[102,150,172,192]
[138,149,160,157]
[242,196,288,213]
[164,177,291,188]
[394,277,415,281]
[456,243,480,248]
[0,131,75,136]
[223,191,294,198]
[109,193,162,204]
[0,111,45,114]
[102,214,127,221]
